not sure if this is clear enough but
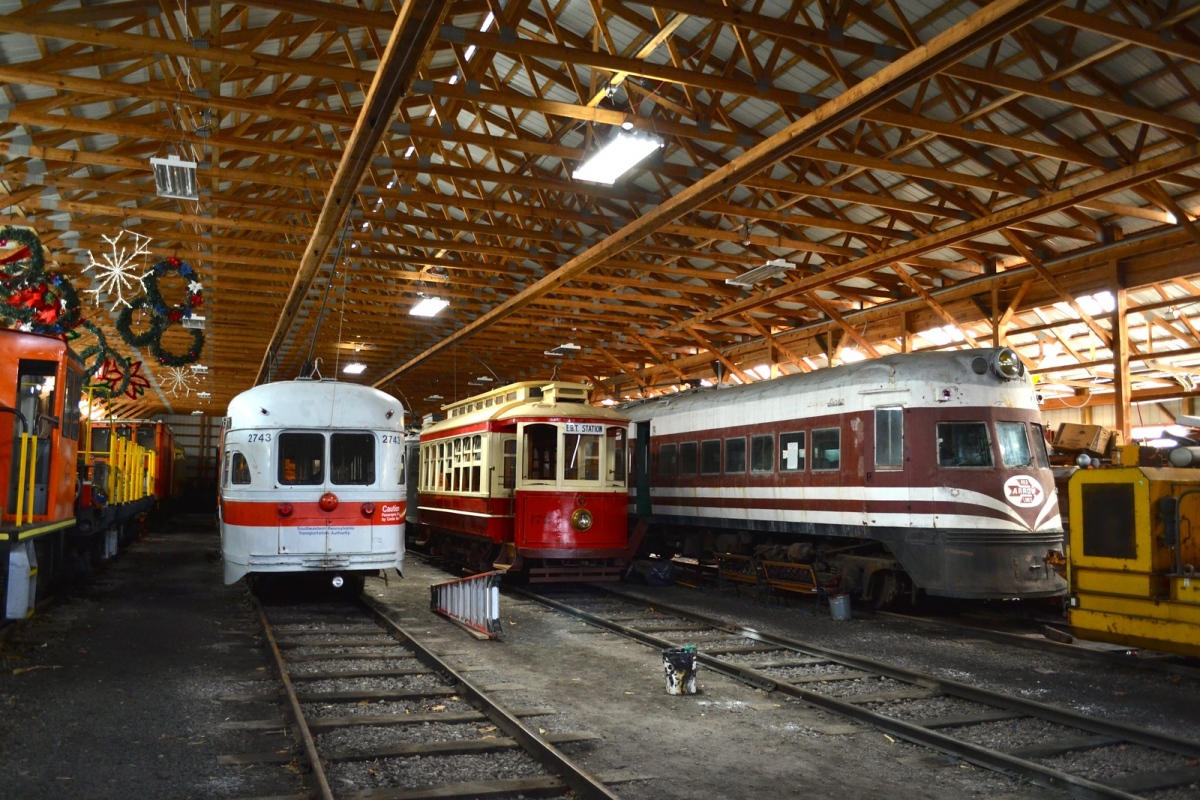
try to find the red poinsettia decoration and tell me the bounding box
[124,360,151,400]
[96,358,126,394]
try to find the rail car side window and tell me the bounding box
[91,427,112,454]
[607,427,627,483]
[63,366,83,441]
[659,443,677,477]
[751,434,774,473]
[936,422,993,468]
[811,428,840,471]
[331,433,375,485]
[997,421,1033,468]
[222,451,231,487]
[524,423,557,482]
[502,437,517,489]
[278,433,324,485]
[231,452,251,485]
[137,426,157,450]
[875,407,903,469]
[701,440,721,475]
[1080,483,1136,559]
[725,437,747,474]
[779,432,806,472]
[564,429,601,481]
[678,442,698,476]
[1030,423,1050,468]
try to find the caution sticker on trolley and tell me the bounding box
[1003,475,1045,508]
[380,504,402,523]
[296,525,356,536]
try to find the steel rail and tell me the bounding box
[514,586,1199,800]
[867,609,1200,682]
[360,594,620,800]
[253,597,335,800]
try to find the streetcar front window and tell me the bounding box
[1030,423,1050,468]
[937,422,993,468]
[231,452,251,485]
[997,421,1033,468]
[331,432,375,485]
[278,432,324,485]
[564,431,601,481]
[524,423,557,482]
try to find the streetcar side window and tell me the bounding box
[137,426,157,450]
[700,440,721,475]
[779,431,806,471]
[63,366,83,441]
[564,430,601,481]
[231,452,251,485]
[278,433,324,485]
[331,432,375,485]
[659,443,677,477]
[91,427,112,454]
[470,434,482,492]
[222,450,232,488]
[997,421,1033,468]
[524,423,557,482]
[452,438,462,491]
[724,437,746,474]
[811,428,840,471]
[607,426,627,484]
[678,441,698,476]
[875,407,903,470]
[750,434,774,473]
[1030,423,1050,468]
[937,422,993,468]
[502,437,517,490]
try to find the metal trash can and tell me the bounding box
[829,593,852,621]
[662,645,698,695]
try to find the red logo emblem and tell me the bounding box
[1004,475,1044,508]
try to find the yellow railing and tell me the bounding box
[14,432,36,527]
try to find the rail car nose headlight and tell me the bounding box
[992,347,1024,380]
[571,508,593,531]
[319,492,339,511]
[360,502,375,518]
[277,502,294,518]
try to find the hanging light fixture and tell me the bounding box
[410,295,449,317]
[151,154,199,200]
[342,363,367,375]
[573,126,662,185]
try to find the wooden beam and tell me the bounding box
[255,0,450,383]
[373,0,1064,388]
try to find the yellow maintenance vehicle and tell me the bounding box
[1065,445,1200,658]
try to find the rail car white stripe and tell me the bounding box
[638,503,1055,532]
[417,505,514,520]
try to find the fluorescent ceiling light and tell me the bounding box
[726,259,794,288]
[411,296,449,317]
[151,155,198,200]
[343,362,367,375]
[573,130,661,185]
[481,11,494,31]
[1075,290,1115,316]
[544,342,581,357]
[191,410,204,415]
[425,394,443,401]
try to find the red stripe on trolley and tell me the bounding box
[221,499,405,527]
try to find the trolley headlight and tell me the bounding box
[319,492,339,511]
[992,347,1024,381]
[571,508,593,532]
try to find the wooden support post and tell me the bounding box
[1112,263,1132,441]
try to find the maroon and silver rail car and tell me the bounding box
[625,348,1066,601]
[416,381,630,581]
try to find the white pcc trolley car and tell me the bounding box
[219,379,406,590]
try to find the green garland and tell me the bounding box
[115,296,164,347]
[0,225,47,279]
[150,323,205,368]
[77,320,111,377]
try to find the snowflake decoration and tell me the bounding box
[162,365,198,397]
[83,230,152,310]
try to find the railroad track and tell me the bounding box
[222,593,619,799]
[516,585,1200,800]
[866,608,1200,683]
